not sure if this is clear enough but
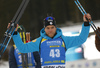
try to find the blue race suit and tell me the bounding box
[9,45,35,68]
[12,23,90,67]
[40,37,65,67]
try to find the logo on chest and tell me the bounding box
[41,38,65,48]
[46,40,62,46]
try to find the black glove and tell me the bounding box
[84,22,90,26]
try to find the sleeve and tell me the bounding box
[9,46,17,68]
[12,33,41,53]
[63,22,90,49]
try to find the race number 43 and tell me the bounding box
[50,49,60,58]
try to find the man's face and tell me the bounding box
[45,25,56,38]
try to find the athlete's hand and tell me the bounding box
[7,23,19,31]
[83,13,91,22]
[7,23,11,29]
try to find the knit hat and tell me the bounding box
[44,16,56,27]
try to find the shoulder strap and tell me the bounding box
[60,37,67,51]
[13,45,17,49]
[39,37,48,53]
[39,37,43,53]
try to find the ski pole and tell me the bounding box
[74,0,100,39]
[0,0,30,59]
[5,0,26,35]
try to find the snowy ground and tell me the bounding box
[0,21,100,68]
[84,35,100,60]
[0,60,9,68]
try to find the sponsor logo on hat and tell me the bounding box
[50,22,53,25]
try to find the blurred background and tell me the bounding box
[0,0,100,39]
[0,0,100,68]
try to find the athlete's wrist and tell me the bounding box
[13,31,18,35]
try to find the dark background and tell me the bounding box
[0,0,100,60]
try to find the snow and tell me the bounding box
[0,21,100,68]
[0,60,9,68]
[84,35,100,60]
